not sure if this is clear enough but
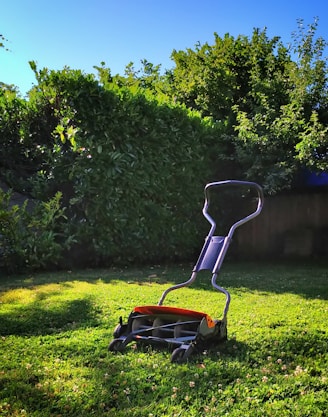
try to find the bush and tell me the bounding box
[24,69,227,266]
[0,190,74,272]
[1,68,230,271]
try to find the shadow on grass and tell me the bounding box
[0,298,99,336]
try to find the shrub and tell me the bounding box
[25,69,226,266]
[1,67,230,270]
[0,190,74,272]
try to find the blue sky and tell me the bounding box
[1,0,328,96]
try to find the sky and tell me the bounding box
[1,0,328,96]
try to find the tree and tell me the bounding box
[167,29,291,126]
[166,20,328,192]
[234,19,328,190]
[165,29,295,191]
[291,18,328,171]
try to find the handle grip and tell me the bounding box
[203,180,264,236]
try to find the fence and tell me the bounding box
[236,191,328,259]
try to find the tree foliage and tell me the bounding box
[166,21,328,192]
[0,33,9,50]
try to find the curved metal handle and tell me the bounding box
[204,181,264,319]
[158,180,264,309]
[203,180,264,237]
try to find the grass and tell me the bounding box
[0,261,327,416]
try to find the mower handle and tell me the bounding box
[204,180,263,319]
[203,180,264,237]
[158,180,264,314]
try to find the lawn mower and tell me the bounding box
[108,180,264,363]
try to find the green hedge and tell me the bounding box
[1,69,228,271]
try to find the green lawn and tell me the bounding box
[0,261,327,416]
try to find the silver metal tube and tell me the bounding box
[211,273,231,320]
[158,271,198,306]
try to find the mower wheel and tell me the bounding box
[113,324,127,338]
[108,339,125,352]
[171,347,186,363]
